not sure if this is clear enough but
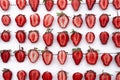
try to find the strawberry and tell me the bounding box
[44,0,54,11]
[1,15,11,26]
[86,32,95,44]
[115,53,120,67]
[16,0,26,10]
[58,70,67,80]
[14,47,26,62]
[112,16,120,29]
[86,47,98,65]
[86,0,96,10]
[42,47,53,65]
[16,30,26,43]
[116,72,120,80]
[57,0,67,10]
[57,12,69,28]
[3,69,12,80]
[101,53,112,66]
[29,69,40,80]
[99,0,109,10]
[113,0,120,10]
[85,14,96,28]
[71,0,81,11]
[43,29,54,46]
[42,71,52,80]
[1,50,10,63]
[0,0,10,11]
[99,31,109,45]
[99,72,111,80]
[28,30,39,43]
[30,13,40,27]
[57,31,69,47]
[99,14,109,28]
[15,14,26,27]
[43,14,54,28]
[1,30,11,42]
[72,14,83,28]
[73,72,83,80]
[17,70,26,80]
[72,48,83,65]
[112,32,120,48]
[71,30,82,46]
[57,50,67,65]
[84,70,96,80]
[29,0,39,12]
[28,48,39,63]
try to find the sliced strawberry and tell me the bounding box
[0,0,10,11]
[71,0,81,11]
[1,50,10,63]
[1,15,11,26]
[99,0,109,10]
[42,71,52,80]
[29,0,39,12]
[58,70,67,80]
[1,30,11,42]
[115,53,120,67]
[3,69,12,80]
[112,16,120,29]
[17,70,26,80]
[86,0,96,10]
[113,0,120,10]
[73,72,83,80]
[43,14,54,28]
[99,72,111,80]
[86,32,95,44]
[116,72,120,80]
[16,30,26,43]
[29,69,40,80]
[30,13,40,27]
[28,30,39,43]
[84,70,96,80]
[16,0,26,10]
[44,0,54,11]
[99,31,109,44]
[112,32,120,48]
[57,0,67,10]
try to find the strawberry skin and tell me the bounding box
[84,70,96,80]
[16,0,26,10]
[58,70,67,80]
[112,32,120,48]
[57,0,67,10]
[1,30,11,42]
[116,72,120,80]
[72,48,83,65]
[42,71,52,80]
[1,50,10,63]
[112,16,120,29]
[113,0,120,10]
[29,0,39,12]
[29,69,40,80]
[71,0,80,11]
[86,32,95,44]
[16,30,26,43]
[86,0,96,10]
[99,0,109,10]
[3,69,12,80]
[45,0,54,11]
[17,70,26,80]
[73,72,83,80]
[1,15,11,26]
[57,31,69,47]
[0,0,10,11]
[115,53,120,67]
[99,73,111,80]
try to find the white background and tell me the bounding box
[0,0,120,80]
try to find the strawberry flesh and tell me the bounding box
[29,69,40,80]
[112,16,120,29]
[84,70,96,80]
[57,0,67,10]
[99,73,111,80]
[3,69,12,80]
[99,0,109,10]
[17,70,26,80]
[116,72,120,80]
[86,0,96,10]
[0,0,10,11]
[86,32,95,44]
[1,15,11,26]
[113,0,120,10]
[112,32,120,48]
[16,30,26,43]
[99,31,109,44]
[71,0,80,11]
[16,0,26,10]
[29,0,39,12]
[42,71,52,80]
[73,72,83,80]
[45,0,54,11]
[1,50,10,63]
[115,53,120,67]
[1,30,11,42]
[58,70,67,80]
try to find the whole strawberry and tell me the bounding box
[44,0,54,11]
[17,70,26,80]
[86,32,95,44]
[116,72,120,80]
[29,0,39,12]
[1,30,11,42]
[84,70,96,80]
[113,0,120,10]
[73,72,83,80]
[29,69,40,80]
[0,0,10,11]
[71,0,81,11]
[16,0,26,10]
[112,16,120,29]
[42,71,52,80]
[1,15,11,26]
[57,0,67,10]
[1,50,11,63]
[112,32,120,48]
[3,69,12,80]
[99,72,111,80]
[16,30,26,43]
[86,0,96,10]
[115,53,120,67]
[99,0,109,10]
[58,70,67,80]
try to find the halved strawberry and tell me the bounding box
[2,69,12,80]
[1,15,11,26]
[30,13,40,27]
[84,70,96,80]
[99,0,109,10]
[44,0,54,11]
[112,16,120,29]
[17,70,26,80]
[28,30,39,43]
[116,72,120,80]
[86,32,95,44]
[99,72,111,80]
[43,14,54,28]
[28,48,39,63]
[73,72,83,80]
[42,71,52,80]
[58,70,67,80]
[1,30,11,42]
[16,30,26,43]
[0,0,10,11]
[29,0,39,12]
[1,50,11,63]
[113,0,120,10]
[29,69,40,80]
[16,0,26,10]
[71,0,81,11]
[57,0,67,10]
[86,0,96,10]
[112,32,120,48]
[115,53,120,67]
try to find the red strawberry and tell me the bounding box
[42,47,53,65]
[14,47,26,62]
[86,47,98,65]
[84,70,96,80]
[30,13,40,27]
[28,48,39,63]
[57,0,67,10]
[57,50,67,65]
[116,72,120,80]
[112,16,120,29]
[15,14,26,27]
[16,0,26,10]
[99,72,111,80]
[28,30,39,43]
[1,30,11,42]
[1,50,10,63]
[112,32,120,48]
[101,53,112,66]
[99,14,109,28]
[71,0,81,11]
[58,70,67,80]
[16,30,26,43]
[71,30,82,46]
[29,69,40,80]
[99,0,109,10]
[1,15,11,26]
[72,48,83,65]
[115,53,120,67]
[86,0,96,10]
[43,14,54,28]
[17,70,26,80]
[42,71,52,80]
[57,31,69,47]
[57,12,69,28]
[0,0,10,11]
[29,0,39,12]
[86,32,95,44]
[44,0,54,11]
[86,14,96,28]
[43,29,54,46]
[99,31,109,44]
[73,72,83,80]
[113,0,120,10]
[3,69,12,80]
[72,14,83,28]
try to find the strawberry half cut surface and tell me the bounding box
[1,15,11,26]
[112,32,120,48]
[29,0,39,12]
[57,0,67,10]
